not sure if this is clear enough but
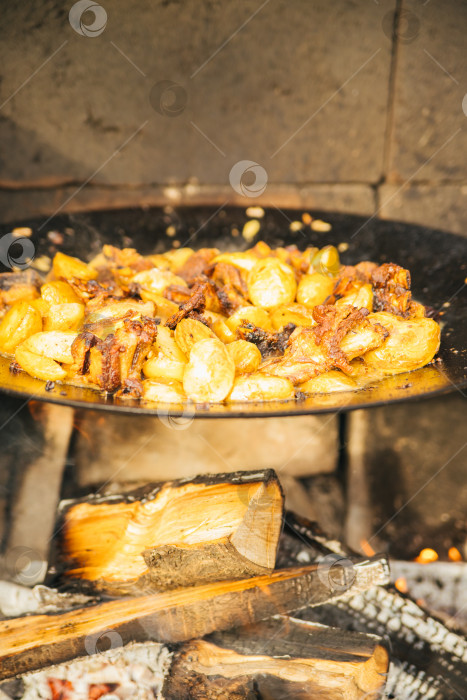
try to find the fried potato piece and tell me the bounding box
[85,299,155,323]
[0,301,42,354]
[40,281,81,305]
[143,326,187,382]
[174,317,217,357]
[161,247,194,272]
[0,270,41,306]
[138,293,179,322]
[300,370,358,394]
[43,303,85,332]
[132,268,187,296]
[296,273,335,308]
[226,305,274,333]
[183,338,235,402]
[226,340,262,374]
[53,252,97,281]
[310,245,340,276]
[15,345,67,381]
[335,283,373,312]
[142,378,186,403]
[176,248,219,284]
[229,374,294,402]
[363,312,440,374]
[212,251,259,272]
[259,328,327,384]
[22,331,77,364]
[270,303,314,331]
[211,317,237,343]
[247,258,297,309]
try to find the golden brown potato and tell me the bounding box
[226,340,262,373]
[142,377,187,403]
[131,268,187,295]
[23,331,78,364]
[226,306,274,333]
[296,273,335,308]
[211,251,259,272]
[300,370,358,394]
[53,252,97,281]
[270,303,314,331]
[15,344,67,381]
[174,318,218,357]
[335,283,373,312]
[138,292,179,322]
[183,338,235,402]
[162,247,195,272]
[229,374,295,402]
[363,312,441,374]
[247,258,297,309]
[143,326,187,382]
[311,245,340,275]
[40,281,81,305]
[43,303,85,332]
[85,299,155,322]
[0,301,42,354]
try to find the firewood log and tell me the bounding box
[0,557,389,680]
[51,470,284,595]
[164,617,389,699]
[283,512,467,700]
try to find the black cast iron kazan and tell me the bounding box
[0,206,465,417]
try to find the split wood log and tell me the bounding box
[50,470,284,595]
[283,512,467,700]
[164,616,389,700]
[0,557,389,680]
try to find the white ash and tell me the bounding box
[0,582,94,619]
[4,643,172,700]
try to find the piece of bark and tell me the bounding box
[0,557,389,680]
[0,582,94,619]
[164,616,389,700]
[283,512,467,700]
[51,470,284,595]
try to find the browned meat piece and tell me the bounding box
[115,377,144,398]
[338,262,378,284]
[67,278,123,308]
[371,263,413,317]
[165,282,207,329]
[176,248,219,285]
[87,335,122,392]
[115,315,158,381]
[207,262,248,313]
[0,270,42,308]
[73,316,157,392]
[312,304,371,373]
[237,321,296,358]
[163,284,192,304]
[71,332,98,374]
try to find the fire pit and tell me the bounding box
[0,206,466,699]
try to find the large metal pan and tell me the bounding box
[0,206,465,417]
